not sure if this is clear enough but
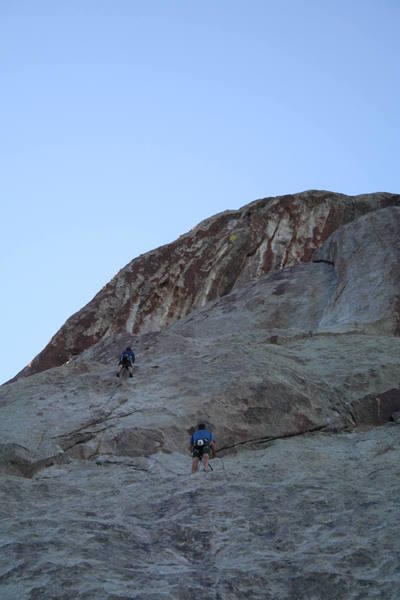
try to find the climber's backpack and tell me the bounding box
[121,354,131,367]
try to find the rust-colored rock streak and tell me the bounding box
[17,190,399,378]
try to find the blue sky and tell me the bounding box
[1,0,399,384]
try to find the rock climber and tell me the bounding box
[190,423,216,474]
[116,346,135,378]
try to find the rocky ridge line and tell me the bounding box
[16,190,399,379]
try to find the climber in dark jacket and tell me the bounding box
[116,347,135,378]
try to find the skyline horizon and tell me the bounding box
[2,1,399,384]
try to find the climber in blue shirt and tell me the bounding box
[190,423,216,473]
[116,346,135,378]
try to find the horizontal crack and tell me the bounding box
[216,424,327,454]
[51,409,142,442]
[50,416,112,440]
[312,259,334,266]
[95,460,148,471]
[59,429,108,453]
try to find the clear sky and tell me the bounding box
[1,0,399,384]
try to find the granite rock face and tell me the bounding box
[2,204,400,467]
[16,190,399,378]
[2,208,400,473]
[1,426,400,599]
[1,195,400,598]
[314,205,400,335]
